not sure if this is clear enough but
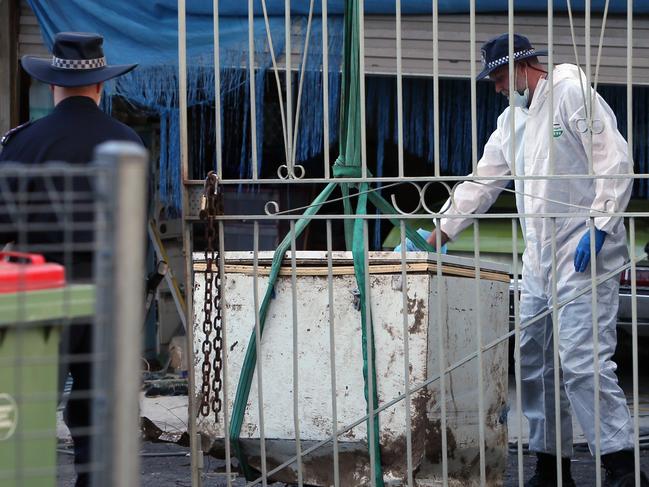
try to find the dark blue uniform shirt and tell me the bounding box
[0,96,144,278]
[0,95,142,163]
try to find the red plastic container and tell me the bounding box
[0,252,66,293]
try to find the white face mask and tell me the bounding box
[510,66,529,107]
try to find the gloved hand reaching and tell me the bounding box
[394,228,447,253]
[574,228,606,272]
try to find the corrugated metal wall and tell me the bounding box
[287,13,649,85]
[18,0,48,58]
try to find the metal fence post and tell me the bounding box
[93,141,149,487]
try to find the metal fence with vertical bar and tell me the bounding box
[177,2,649,486]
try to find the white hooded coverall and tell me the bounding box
[439,64,634,456]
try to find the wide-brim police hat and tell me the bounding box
[21,32,137,87]
[477,33,547,81]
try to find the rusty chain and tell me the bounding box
[198,171,224,420]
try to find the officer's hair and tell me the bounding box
[522,56,540,66]
[56,83,101,89]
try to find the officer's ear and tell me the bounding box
[95,82,103,94]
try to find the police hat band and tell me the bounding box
[51,56,107,70]
[484,48,537,70]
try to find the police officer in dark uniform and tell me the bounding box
[0,32,142,487]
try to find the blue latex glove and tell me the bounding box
[574,228,607,272]
[394,228,447,253]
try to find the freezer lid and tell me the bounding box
[193,250,511,276]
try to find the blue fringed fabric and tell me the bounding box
[365,76,649,188]
[159,110,181,217]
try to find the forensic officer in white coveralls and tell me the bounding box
[403,33,648,487]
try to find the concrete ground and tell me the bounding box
[56,443,649,486]
[503,449,649,487]
[57,441,288,486]
[57,368,649,486]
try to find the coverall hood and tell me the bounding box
[529,64,588,114]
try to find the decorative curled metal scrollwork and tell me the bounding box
[389,182,423,215]
[437,181,463,215]
[389,180,465,216]
[277,162,306,180]
[264,200,280,216]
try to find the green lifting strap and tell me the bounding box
[350,177,384,486]
[227,0,435,482]
[228,182,337,480]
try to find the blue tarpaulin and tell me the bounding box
[27,1,644,68]
[26,0,648,218]
[27,0,644,51]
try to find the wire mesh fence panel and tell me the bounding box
[0,142,148,487]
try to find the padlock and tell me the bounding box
[198,194,208,220]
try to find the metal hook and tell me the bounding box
[264,200,280,215]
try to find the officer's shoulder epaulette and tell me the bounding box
[1,120,33,147]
